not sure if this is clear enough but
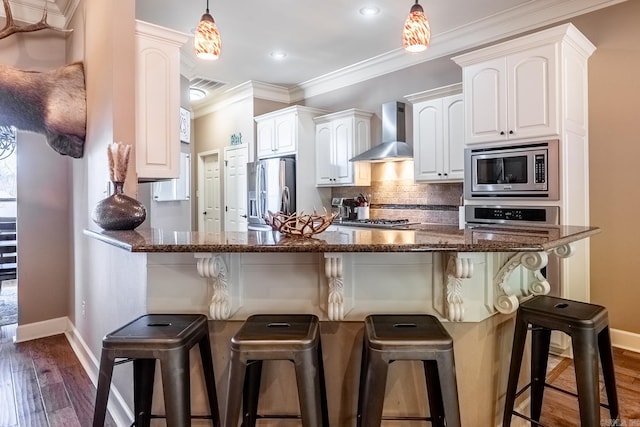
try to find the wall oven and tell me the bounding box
[464,140,559,200]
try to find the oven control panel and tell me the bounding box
[465,205,559,226]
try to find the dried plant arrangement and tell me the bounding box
[107,142,131,183]
[264,210,338,237]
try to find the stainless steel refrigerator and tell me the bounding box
[247,156,296,231]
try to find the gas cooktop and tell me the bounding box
[337,219,417,229]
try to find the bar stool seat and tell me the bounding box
[225,314,329,427]
[92,314,220,427]
[357,314,461,427]
[503,295,620,427]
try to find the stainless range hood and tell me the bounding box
[350,101,413,162]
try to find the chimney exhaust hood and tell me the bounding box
[350,101,413,162]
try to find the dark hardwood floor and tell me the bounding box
[1,320,639,427]
[0,323,116,427]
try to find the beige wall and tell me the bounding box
[568,0,640,334]
[0,20,71,325]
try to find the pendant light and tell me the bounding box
[194,0,221,60]
[402,0,431,53]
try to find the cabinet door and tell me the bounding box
[135,22,187,179]
[256,119,275,158]
[274,114,296,155]
[332,117,354,184]
[507,44,558,140]
[443,94,465,180]
[463,58,507,144]
[315,122,334,185]
[413,99,443,181]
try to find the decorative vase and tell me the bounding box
[92,181,147,230]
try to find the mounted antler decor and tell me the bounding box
[0,62,86,158]
[0,0,72,40]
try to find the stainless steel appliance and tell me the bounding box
[464,140,559,200]
[331,197,359,221]
[247,157,296,231]
[465,204,561,297]
[349,101,412,162]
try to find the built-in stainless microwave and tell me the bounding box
[464,140,559,200]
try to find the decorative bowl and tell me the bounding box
[264,211,338,238]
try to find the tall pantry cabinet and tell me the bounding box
[453,23,596,307]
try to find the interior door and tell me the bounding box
[224,145,248,232]
[202,152,221,232]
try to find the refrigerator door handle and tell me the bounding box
[281,186,291,214]
[256,162,263,220]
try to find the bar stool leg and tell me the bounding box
[133,359,156,427]
[242,360,263,427]
[316,339,330,427]
[358,347,389,427]
[433,352,461,427]
[93,349,115,427]
[160,350,191,427]
[293,347,324,427]
[423,359,445,427]
[226,351,247,427]
[530,327,551,424]
[502,313,529,427]
[598,327,620,422]
[198,332,221,427]
[572,329,601,427]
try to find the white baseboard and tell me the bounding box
[65,324,133,427]
[611,328,640,353]
[14,316,70,343]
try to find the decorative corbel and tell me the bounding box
[195,253,231,320]
[324,253,345,321]
[445,253,474,321]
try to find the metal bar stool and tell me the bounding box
[356,314,461,427]
[92,314,221,427]
[225,314,329,427]
[503,295,620,427]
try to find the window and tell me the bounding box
[0,126,17,218]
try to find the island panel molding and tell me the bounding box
[324,253,346,321]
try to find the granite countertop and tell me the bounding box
[84,224,600,253]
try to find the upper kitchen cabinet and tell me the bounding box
[135,20,188,180]
[406,84,464,182]
[453,23,595,145]
[314,109,373,187]
[255,106,326,159]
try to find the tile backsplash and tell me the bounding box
[332,162,463,225]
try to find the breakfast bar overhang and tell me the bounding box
[84,224,598,426]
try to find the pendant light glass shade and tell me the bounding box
[402,0,430,53]
[194,2,221,60]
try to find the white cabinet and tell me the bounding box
[254,105,331,213]
[411,93,464,182]
[135,20,188,180]
[454,36,560,144]
[256,111,297,158]
[314,109,372,187]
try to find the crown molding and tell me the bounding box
[290,0,625,101]
[192,80,291,119]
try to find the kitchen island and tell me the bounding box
[83,224,598,426]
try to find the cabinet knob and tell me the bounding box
[509,130,514,135]
[500,131,505,135]
[437,173,442,176]
[443,173,448,176]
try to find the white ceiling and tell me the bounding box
[2,0,626,103]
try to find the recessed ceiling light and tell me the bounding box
[189,87,207,101]
[270,51,287,60]
[359,6,380,16]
